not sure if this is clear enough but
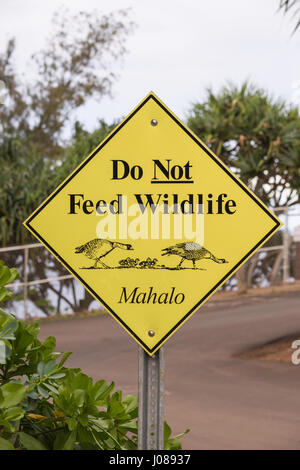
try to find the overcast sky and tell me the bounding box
[1,1,300,231]
[1,0,300,129]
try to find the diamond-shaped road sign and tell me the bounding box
[24,92,282,355]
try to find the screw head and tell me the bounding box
[148,330,155,337]
[151,119,158,126]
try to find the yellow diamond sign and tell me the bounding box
[24,92,281,355]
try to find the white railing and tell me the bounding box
[0,242,72,319]
[271,206,300,283]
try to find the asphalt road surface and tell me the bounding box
[39,290,300,450]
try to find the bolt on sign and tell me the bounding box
[24,92,282,355]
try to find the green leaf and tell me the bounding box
[0,287,12,303]
[66,417,77,431]
[43,382,58,394]
[25,323,40,337]
[58,351,72,367]
[164,426,189,450]
[0,436,15,450]
[124,438,137,450]
[171,428,190,441]
[164,421,171,443]
[0,308,14,320]
[54,430,68,450]
[0,383,26,408]
[0,264,18,303]
[44,360,58,376]
[164,437,182,450]
[37,361,46,377]
[90,430,105,450]
[78,414,88,427]
[37,385,49,398]
[62,430,77,450]
[14,326,36,353]
[3,406,24,421]
[50,372,65,379]
[27,390,39,399]
[91,422,122,450]
[123,395,138,415]
[43,336,56,353]
[118,421,138,433]
[0,319,18,340]
[0,264,18,288]
[0,339,11,364]
[108,392,125,418]
[94,380,115,402]
[72,389,85,408]
[18,432,47,450]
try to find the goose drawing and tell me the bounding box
[75,239,133,268]
[161,242,227,269]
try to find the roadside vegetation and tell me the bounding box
[0,260,188,450]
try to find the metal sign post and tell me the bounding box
[138,347,165,450]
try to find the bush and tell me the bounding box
[0,260,188,450]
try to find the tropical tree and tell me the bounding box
[0,8,133,158]
[279,0,300,33]
[187,81,300,209]
[187,81,300,290]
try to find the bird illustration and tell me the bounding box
[161,242,227,269]
[75,239,133,268]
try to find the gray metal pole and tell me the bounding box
[138,346,165,450]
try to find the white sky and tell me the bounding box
[1,0,300,230]
[1,0,300,127]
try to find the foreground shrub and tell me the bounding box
[0,261,188,450]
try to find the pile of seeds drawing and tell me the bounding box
[119,257,160,269]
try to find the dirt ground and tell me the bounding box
[236,334,300,363]
[226,283,300,364]
[214,280,300,302]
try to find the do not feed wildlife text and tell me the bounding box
[68,193,237,216]
[67,159,237,216]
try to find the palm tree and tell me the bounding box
[187,81,300,292]
[279,0,300,33]
[187,82,300,209]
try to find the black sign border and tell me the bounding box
[24,94,281,354]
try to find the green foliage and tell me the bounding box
[187,81,300,208]
[0,260,18,303]
[0,260,188,450]
[0,120,116,247]
[0,140,53,246]
[52,120,118,189]
[164,422,190,450]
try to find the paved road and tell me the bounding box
[39,291,300,450]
